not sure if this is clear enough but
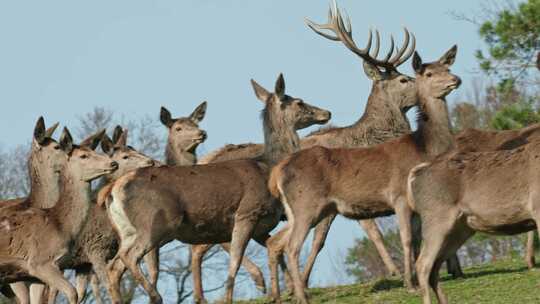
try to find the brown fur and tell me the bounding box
[0,128,116,304]
[270,46,461,303]
[107,74,330,304]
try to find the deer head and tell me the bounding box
[251,73,331,131]
[59,128,118,182]
[101,125,155,179]
[160,102,208,154]
[412,45,461,100]
[306,1,417,112]
[30,116,63,175]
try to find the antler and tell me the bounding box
[305,0,415,71]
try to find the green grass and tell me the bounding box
[236,259,540,303]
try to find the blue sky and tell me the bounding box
[0,0,488,300]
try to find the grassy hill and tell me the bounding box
[237,259,540,303]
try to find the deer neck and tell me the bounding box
[165,144,197,166]
[27,153,61,208]
[415,96,454,157]
[262,108,300,168]
[352,83,412,140]
[49,170,93,239]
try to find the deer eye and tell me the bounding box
[400,78,408,83]
[176,127,182,132]
[80,154,88,159]
[122,155,129,160]
[426,72,432,77]
[53,145,61,150]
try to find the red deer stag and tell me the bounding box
[198,5,421,295]
[105,74,330,303]
[269,45,461,303]
[0,127,117,304]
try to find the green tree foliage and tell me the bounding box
[475,0,540,81]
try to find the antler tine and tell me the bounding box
[395,31,416,67]
[371,29,381,59]
[305,17,340,41]
[382,35,395,62]
[390,28,416,67]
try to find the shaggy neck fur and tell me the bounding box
[165,143,197,166]
[414,95,454,156]
[261,105,300,168]
[49,162,93,239]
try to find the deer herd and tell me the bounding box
[1,2,539,304]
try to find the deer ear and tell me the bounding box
[412,51,423,74]
[81,129,106,150]
[112,125,123,144]
[160,106,175,128]
[189,101,207,124]
[116,128,128,147]
[275,73,286,99]
[33,116,47,145]
[45,122,59,139]
[59,127,74,154]
[251,79,270,103]
[438,45,457,66]
[362,62,384,81]
[101,134,114,156]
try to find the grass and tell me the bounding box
[236,259,540,303]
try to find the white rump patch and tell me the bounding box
[109,186,138,251]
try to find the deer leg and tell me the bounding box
[143,248,160,288]
[106,257,127,304]
[191,244,212,304]
[264,227,289,303]
[302,213,337,287]
[29,264,77,304]
[358,219,400,277]
[29,283,46,304]
[223,219,257,304]
[46,286,58,304]
[445,254,463,278]
[10,282,29,304]
[220,242,267,294]
[526,231,536,269]
[75,272,89,303]
[119,242,162,304]
[395,199,415,290]
[90,274,103,304]
[286,215,313,304]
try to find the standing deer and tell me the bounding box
[198,4,422,290]
[0,117,59,304]
[43,126,155,304]
[269,44,461,303]
[105,74,330,303]
[409,133,540,304]
[0,127,117,304]
[158,103,268,304]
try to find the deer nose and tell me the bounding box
[453,76,462,87]
[110,161,119,170]
[200,130,207,140]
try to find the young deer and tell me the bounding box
[0,127,117,304]
[105,74,330,303]
[409,131,540,304]
[0,117,60,304]
[44,126,155,304]
[269,46,461,303]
